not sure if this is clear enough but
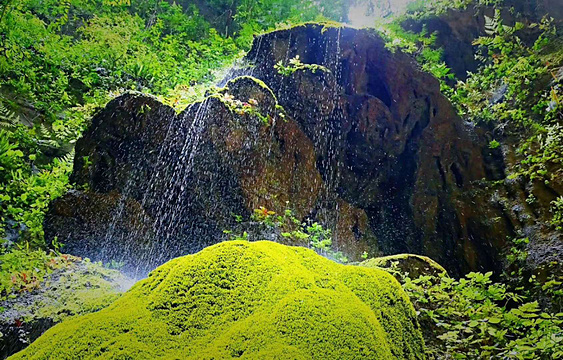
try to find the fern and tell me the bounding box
[0,102,19,129]
[57,148,75,167]
[483,11,500,36]
[484,9,516,37]
[38,123,61,149]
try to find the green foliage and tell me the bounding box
[379,23,454,92]
[0,246,75,300]
[382,263,563,359]
[0,119,74,245]
[0,102,18,129]
[404,0,505,19]
[258,206,348,263]
[274,55,330,76]
[489,139,501,149]
[451,14,554,128]
[502,236,562,316]
[442,12,563,193]
[551,196,563,231]
[518,123,563,185]
[11,241,425,359]
[0,247,126,349]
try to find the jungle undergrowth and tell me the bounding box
[375,259,563,360]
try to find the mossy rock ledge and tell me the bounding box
[361,254,448,279]
[11,241,425,359]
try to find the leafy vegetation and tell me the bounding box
[404,0,505,19]
[0,125,73,246]
[364,260,563,360]
[220,92,271,125]
[405,272,563,359]
[0,246,76,300]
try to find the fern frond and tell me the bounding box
[0,101,19,129]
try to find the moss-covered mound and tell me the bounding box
[10,241,424,359]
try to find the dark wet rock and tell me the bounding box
[44,24,559,276]
[246,24,519,274]
[0,259,130,359]
[46,77,375,275]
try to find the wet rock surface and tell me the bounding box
[247,24,517,274]
[44,24,558,276]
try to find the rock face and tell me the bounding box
[46,24,518,275]
[9,241,425,360]
[399,4,563,275]
[46,75,375,275]
[245,24,513,274]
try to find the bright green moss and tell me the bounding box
[10,241,425,359]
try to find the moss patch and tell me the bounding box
[0,256,130,358]
[10,241,425,359]
[361,254,447,279]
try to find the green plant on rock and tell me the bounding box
[378,23,454,93]
[518,123,563,183]
[446,12,562,187]
[503,236,562,313]
[274,55,330,77]
[0,142,73,245]
[0,102,18,129]
[0,246,77,300]
[550,196,563,231]
[404,0,505,19]
[489,139,500,149]
[221,93,271,125]
[227,206,348,263]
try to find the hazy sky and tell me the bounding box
[347,0,413,27]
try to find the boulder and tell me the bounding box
[46,24,530,275]
[247,24,515,274]
[46,74,376,275]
